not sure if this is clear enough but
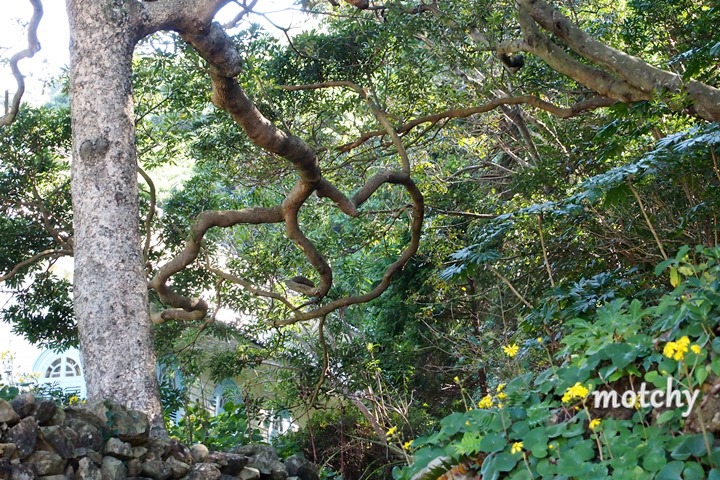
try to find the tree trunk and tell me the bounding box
[66,0,164,432]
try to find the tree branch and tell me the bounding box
[518,0,720,121]
[0,0,43,128]
[337,95,617,153]
[0,249,71,283]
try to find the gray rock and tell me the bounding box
[140,460,170,480]
[104,438,132,460]
[283,456,318,480]
[69,422,102,453]
[145,439,170,462]
[100,456,126,480]
[0,458,11,480]
[287,477,299,480]
[76,458,101,480]
[32,402,57,426]
[99,404,149,447]
[187,464,221,480]
[164,457,189,479]
[10,464,36,480]
[130,447,147,462]
[25,451,66,476]
[0,401,20,427]
[189,445,208,464]
[10,394,35,419]
[38,475,68,480]
[166,442,190,465]
[38,426,76,459]
[7,417,38,460]
[125,460,142,478]
[237,468,260,480]
[46,409,65,429]
[0,444,17,460]
[71,449,102,466]
[68,403,148,446]
[214,453,248,476]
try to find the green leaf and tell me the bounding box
[479,433,506,453]
[522,426,549,452]
[656,461,685,480]
[708,468,720,480]
[642,448,667,471]
[696,365,709,386]
[657,410,677,425]
[683,462,705,479]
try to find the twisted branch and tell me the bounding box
[1,0,43,127]
[150,23,424,326]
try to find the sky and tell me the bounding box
[0,0,315,106]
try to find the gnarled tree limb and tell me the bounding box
[0,0,43,127]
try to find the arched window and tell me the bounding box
[32,348,86,398]
[44,356,81,378]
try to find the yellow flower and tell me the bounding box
[589,418,601,430]
[478,395,493,409]
[496,383,506,393]
[562,382,589,403]
[548,444,554,450]
[68,395,80,405]
[503,344,519,358]
[465,421,470,426]
[403,440,413,450]
[663,336,690,361]
[511,442,524,454]
[691,344,702,354]
[537,337,543,343]
[386,426,398,436]
[497,403,504,408]
[454,376,461,384]
[497,392,507,400]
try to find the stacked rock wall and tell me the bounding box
[0,394,318,480]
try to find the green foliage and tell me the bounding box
[169,401,262,451]
[396,247,720,479]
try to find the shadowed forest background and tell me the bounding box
[2,0,720,478]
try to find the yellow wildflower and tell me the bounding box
[503,344,519,358]
[589,418,601,430]
[496,383,506,393]
[453,376,461,384]
[497,403,504,408]
[548,444,554,450]
[497,392,507,400]
[68,395,80,405]
[478,395,493,409]
[663,336,690,361]
[403,440,413,450]
[537,337,543,343]
[386,426,398,436]
[691,344,702,355]
[511,442,524,454]
[562,382,589,403]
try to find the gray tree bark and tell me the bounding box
[66,0,164,432]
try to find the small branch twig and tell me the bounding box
[626,178,668,260]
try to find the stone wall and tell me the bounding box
[0,394,318,480]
